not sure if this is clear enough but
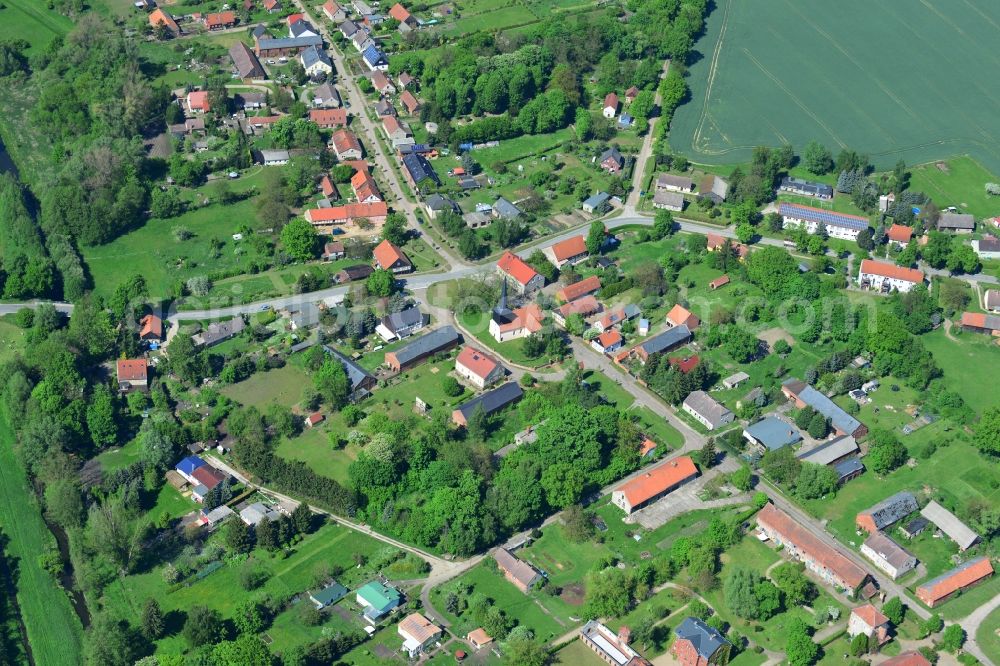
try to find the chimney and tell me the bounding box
[618,626,631,645]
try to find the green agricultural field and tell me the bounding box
[908,156,1000,219]
[0,0,72,53]
[671,0,1000,174]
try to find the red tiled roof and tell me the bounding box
[310,109,347,126]
[320,175,336,196]
[382,115,405,135]
[639,438,656,456]
[497,251,539,287]
[557,295,600,319]
[666,304,699,329]
[495,304,543,335]
[307,412,324,425]
[757,503,869,589]
[388,2,412,23]
[706,233,749,257]
[206,11,236,27]
[625,86,639,99]
[249,115,280,126]
[149,8,179,33]
[398,612,441,644]
[596,329,623,349]
[286,12,304,24]
[263,0,279,9]
[668,355,699,373]
[351,170,381,202]
[603,92,618,109]
[615,456,697,507]
[916,557,993,605]
[859,259,924,284]
[331,129,361,155]
[305,201,387,223]
[549,235,588,262]
[400,90,420,114]
[191,465,226,490]
[961,312,1000,330]
[851,604,888,629]
[456,346,499,380]
[886,224,913,243]
[556,275,601,302]
[117,359,148,382]
[373,240,409,270]
[322,0,340,16]
[139,314,163,339]
[187,90,210,112]
[881,652,932,666]
[709,275,730,289]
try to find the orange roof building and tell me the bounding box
[489,303,543,342]
[149,8,180,34]
[286,12,305,25]
[304,202,388,230]
[400,90,421,115]
[139,314,164,341]
[543,235,588,267]
[309,108,348,128]
[320,175,337,197]
[612,456,698,514]
[960,311,1000,335]
[205,11,237,28]
[886,224,913,246]
[848,604,890,645]
[858,259,925,293]
[555,295,600,323]
[373,240,413,273]
[455,346,504,388]
[666,303,699,330]
[117,359,149,391]
[668,355,699,373]
[186,90,210,113]
[881,652,932,666]
[496,251,543,293]
[388,2,413,23]
[592,329,624,353]
[330,129,363,159]
[916,557,993,607]
[556,275,601,303]
[705,233,748,258]
[351,170,382,203]
[709,275,730,290]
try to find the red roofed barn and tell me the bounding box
[612,456,698,514]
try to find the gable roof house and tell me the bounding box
[323,346,376,400]
[602,92,619,118]
[176,455,207,484]
[653,191,686,212]
[631,325,691,364]
[858,259,925,294]
[452,382,523,426]
[656,173,695,193]
[205,10,237,29]
[229,42,266,80]
[556,275,601,303]
[593,304,640,333]
[937,212,975,233]
[323,0,347,21]
[916,556,993,607]
[263,0,281,11]
[494,548,543,593]
[356,581,403,619]
[743,416,802,454]
[351,170,382,203]
[375,307,427,342]
[856,491,919,533]
[454,346,505,389]
[553,295,601,326]
[886,223,913,247]
[860,532,918,580]
[600,147,624,174]
[581,621,651,666]
[666,304,700,330]
[920,500,980,551]
[797,435,860,467]
[592,329,624,354]
[779,176,834,199]
[149,8,181,35]
[972,234,1000,260]
[313,81,342,108]
[309,581,349,609]
[672,616,732,666]
[781,379,867,438]
[199,504,235,530]
[372,240,413,273]
[371,71,396,94]
[489,301,543,342]
[699,175,729,203]
[496,251,544,294]
[400,90,421,114]
[305,202,387,232]
[192,316,246,348]
[682,391,734,431]
[186,90,210,114]
[492,196,522,220]
[960,311,1000,336]
[612,455,698,514]
[848,604,890,645]
[543,235,589,268]
[388,2,419,30]
[582,191,611,214]
[117,359,149,392]
[239,502,281,526]
[398,613,442,658]
[289,18,320,38]
[756,503,870,595]
[330,128,363,160]
[779,202,870,242]
[139,314,164,341]
[255,35,324,58]
[300,45,333,77]
[401,153,439,193]
[423,194,460,220]
[361,44,389,70]
[309,108,347,128]
[384,326,461,372]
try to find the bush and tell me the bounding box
[441,376,464,397]
[239,565,270,591]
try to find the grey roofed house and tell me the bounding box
[937,212,975,231]
[921,500,980,550]
[458,175,481,190]
[301,44,332,70]
[784,380,863,437]
[657,173,695,191]
[290,18,318,38]
[260,149,290,164]
[863,531,917,574]
[201,504,235,528]
[339,19,359,37]
[192,316,246,347]
[492,196,521,219]
[674,617,731,662]
[388,325,460,368]
[252,24,268,39]
[322,345,375,397]
[637,324,691,357]
[797,435,859,466]
[463,211,492,228]
[310,582,349,609]
[857,491,918,532]
[683,390,733,429]
[599,146,624,169]
[722,371,749,389]
[779,176,834,199]
[235,92,267,108]
[374,99,396,116]
[379,307,427,338]
[240,502,281,526]
[229,41,265,80]
[425,193,460,214]
[313,82,341,107]
[653,191,686,210]
[700,174,729,203]
[453,382,523,422]
[582,191,611,212]
[743,416,802,451]
[493,547,543,591]
[900,517,930,538]
[256,35,324,50]
[833,457,864,482]
[288,302,321,329]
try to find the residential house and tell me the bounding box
[556,275,601,303]
[856,492,918,533]
[553,295,600,326]
[304,202,387,232]
[190,465,228,503]
[682,391,734,430]
[239,502,281,526]
[452,382,523,426]
[631,325,691,364]
[384,326,460,372]
[699,175,729,204]
[337,265,374,283]
[259,149,290,165]
[400,90,421,114]
[779,202,869,241]
[149,8,180,35]
[743,416,802,454]
[117,359,149,392]
[624,86,639,103]
[937,212,975,233]
[463,211,491,228]
[467,629,493,651]
[857,259,925,293]
[397,72,415,89]
[916,557,993,607]
[778,177,833,199]
[847,605,890,645]
[323,0,346,21]
[756,503,870,595]
[401,153,439,193]
[581,621,651,666]
[494,548,543,592]
[351,170,382,203]
[229,41,265,80]
[672,616,732,666]
[356,581,403,620]
[305,412,324,428]
[455,346,505,388]
[247,115,280,131]
[654,191,685,211]
[374,99,396,116]
[186,90,210,114]
[300,45,333,77]
[388,2,419,31]
[706,233,749,259]
[371,71,396,94]
[398,613,442,658]
[886,224,913,248]
[960,311,1000,336]
[582,191,611,214]
[492,196,522,220]
[669,355,700,374]
[544,235,589,268]
[330,129,363,159]
[309,108,347,128]
[666,304,700,330]
[199,505,235,530]
[860,532,917,580]
[234,91,266,109]
[289,18,320,38]
[373,240,413,273]
[192,316,246,347]
[255,35,324,58]
[781,379,868,438]
[323,346,377,400]
[361,44,389,70]
[657,173,695,193]
[612,456,698,514]
[375,307,427,341]
[496,251,544,294]
[339,19,360,38]
[263,0,280,11]
[205,11,237,29]
[139,314,164,341]
[920,501,980,551]
[593,304,640,333]
[309,582,348,609]
[602,92,619,118]
[592,329,624,354]
[424,194,460,219]
[600,147,624,174]
[319,175,338,201]
[972,234,1000,260]
[313,81,342,107]
[176,455,207,484]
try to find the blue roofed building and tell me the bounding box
[176,455,206,483]
[582,191,611,214]
[361,44,389,70]
[672,616,732,665]
[743,416,802,454]
[782,378,867,438]
[779,202,870,242]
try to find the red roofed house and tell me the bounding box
[320,175,337,198]
[592,329,624,354]
[666,304,700,330]
[263,0,281,12]
[706,233,749,260]
[543,235,588,268]
[602,92,619,119]
[149,8,181,35]
[400,90,421,115]
[323,1,346,21]
[916,556,993,607]
[612,456,698,514]
[205,11,237,29]
[757,503,870,596]
[323,241,345,260]
[306,412,324,427]
[310,109,348,128]
[556,275,601,303]
[858,259,925,293]
[495,548,542,592]
[388,2,418,30]
[639,438,657,457]
[286,12,304,25]
[304,202,388,232]
[139,314,164,341]
[373,240,413,274]
[330,129,363,160]
[669,355,700,374]
[960,311,1000,336]
[553,295,601,326]
[186,90,210,114]
[351,170,382,203]
[117,359,149,392]
[881,652,932,666]
[455,346,505,389]
[886,224,913,248]
[848,604,890,646]
[371,71,396,95]
[489,303,543,342]
[496,251,544,294]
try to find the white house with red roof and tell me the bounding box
[602,92,618,118]
[117,359,149,392]
[186,90,210,114]
[373,240,413,273]
[848,604,890,646]
[496,251,543,294]
[455,346,505,389]
[886,224,913,248]
[591,329,623,354]
[858,259,925,293]
[543,235,588,268]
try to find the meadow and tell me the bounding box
[0,0,72,54]
[671,0,1000,174]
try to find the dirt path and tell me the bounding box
[625,60,671,212]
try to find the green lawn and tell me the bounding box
[220,364,312,410]
[552,638,610,666]
[922,326,1000,414]
[0,416,83,666]
[0,0,72,54]
[631,406,684,450]
[908,156,1000,220]
[976,604,1000,665]
[457,311,562,368]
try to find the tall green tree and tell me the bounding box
[280,217,318,262]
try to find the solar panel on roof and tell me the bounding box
[779,203,869,231]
